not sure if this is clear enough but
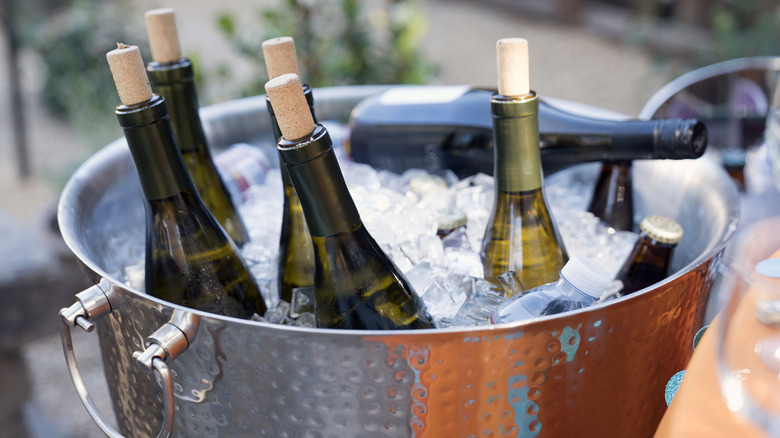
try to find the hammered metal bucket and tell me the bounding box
[58,86,740,438]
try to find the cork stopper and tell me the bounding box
[106,43,153,106]
[496,38,530,97]
[639,215,683,244]
[264,73,316,141]
[145,8,183,63]
[262,36,300,79]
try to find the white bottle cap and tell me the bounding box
[560,254,612,298]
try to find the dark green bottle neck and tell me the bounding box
[147,60,206,154]
[278,125,360,237]
[117,95,195,201]
[491,92,542,192]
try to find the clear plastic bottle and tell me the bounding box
[490,254,612,323]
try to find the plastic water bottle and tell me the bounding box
[490,254,612,323]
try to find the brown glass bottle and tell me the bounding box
[434,207,467,239]
[615,215,683,296]
[587,161,634,231]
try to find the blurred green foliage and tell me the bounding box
[216,0,434,99]
[703,0,780,65]
[20,0,145,150]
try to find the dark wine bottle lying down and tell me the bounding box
[348,86,707,177]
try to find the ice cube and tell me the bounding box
[436,315,484,328]
[290,287,316,318]
[399,235,445,266]
[264,300,290,325]
[440,227,469,250]
[404,262,450,294]
[344,162,381,191]
[496,271,524,297]
[421,279,468,321]
[294,312,317,328]
[122,261,145,291]
[444,247,484,278]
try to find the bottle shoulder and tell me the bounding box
[149,190,230,242]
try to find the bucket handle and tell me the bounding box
[58,280,175,438]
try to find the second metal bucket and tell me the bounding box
[58,86,740,437]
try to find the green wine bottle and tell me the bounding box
[266,73,433,329]
[145,8,250,247]
[107,44,266,318]
[262,36,315,303]
[481,38,568,295]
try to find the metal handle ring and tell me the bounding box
[59,311,174,438]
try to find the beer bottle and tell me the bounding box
[615,215,683,296]
[587,160,634,231]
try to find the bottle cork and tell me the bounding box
[496,38,530,97]
[264,73,316,141]
[145,8,183,63]
[262,36,300,79]
[106,43,153,106]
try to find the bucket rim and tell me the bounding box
[639,55,780,120]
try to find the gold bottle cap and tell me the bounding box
[409,175,447,196]
[433,207,467,231]
[639,215,683,244]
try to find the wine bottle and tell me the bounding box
[347,86,708,178]
[265,73,433,330]
[480,38,569,295]
[536,101,706,173]
[262,36,316,303]
[106,44,266,318]
[144,9,250,247]
[587,160,634,231]
[615,215,683,296]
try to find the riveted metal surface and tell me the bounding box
[59,86,740,437]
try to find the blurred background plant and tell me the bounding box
[214,0,434,101]
[7,0,144,184]
[3,0,780,186]
[703,0,780,67]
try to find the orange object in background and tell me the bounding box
[655,218,780,438]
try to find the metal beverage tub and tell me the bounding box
[58,86,739,438]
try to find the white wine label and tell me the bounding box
[380,86,470,106]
